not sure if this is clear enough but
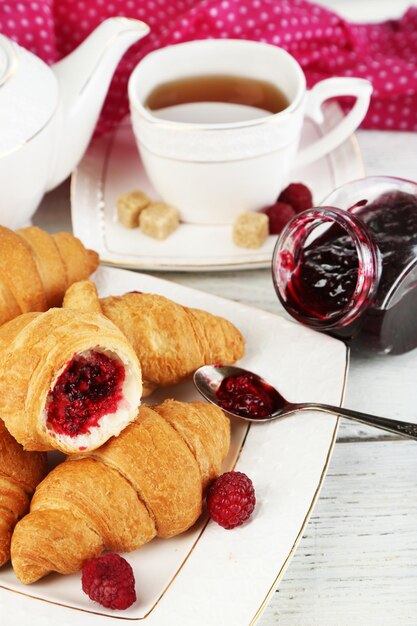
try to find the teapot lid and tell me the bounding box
[0,35,59,156]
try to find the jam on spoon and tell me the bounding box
[193,365,417,440]
[216,372,279,419]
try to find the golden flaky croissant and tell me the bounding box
[0,421,47,567]
[0,225,99,326]
[63,280,245,396]
[11,400,230,584]
[0,308,142,454]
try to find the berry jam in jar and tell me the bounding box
[272,177,417,354]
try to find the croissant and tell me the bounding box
[0,308,142,453]
[0,421,47,567]
[11,399,230,584]
[0,225,99,326]
[63,280,245,396]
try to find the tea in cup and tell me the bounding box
[128,40,372,225]
[145,74,290,118]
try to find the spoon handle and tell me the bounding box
[298,403,417,440]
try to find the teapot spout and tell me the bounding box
[47,18,149,190]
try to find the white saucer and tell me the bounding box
[71,103,364,272]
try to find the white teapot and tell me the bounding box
[0,18,149,228]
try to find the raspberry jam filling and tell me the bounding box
[216,373,277,419]
[46,351,126,437]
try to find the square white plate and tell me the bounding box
[0,267,348,626]
[71,103,364,271]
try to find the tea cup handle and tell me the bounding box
[296,77,372,168]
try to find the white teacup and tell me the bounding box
[128,40,372,225]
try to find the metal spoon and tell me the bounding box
[193,365,417,440]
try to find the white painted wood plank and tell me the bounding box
[258,439,417,626]
[357,131,417,183]
[341,350,417,440]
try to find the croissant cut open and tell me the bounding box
[0,226,99,326]
[0,421,47,567]
[0,308,142,454]
[11,400,230,584]
[63,280,246,397]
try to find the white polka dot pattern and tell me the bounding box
[0,0,416,133]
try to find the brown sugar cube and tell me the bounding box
[117,190,150,228]
[233,212,269,249]
[139,202,180,240]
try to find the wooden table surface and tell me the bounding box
[34,2,417,624]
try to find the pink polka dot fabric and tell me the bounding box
[1,0,417,134]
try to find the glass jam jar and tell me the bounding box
[272,176,417,354]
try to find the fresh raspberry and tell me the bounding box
[262,202,296,235]
[207,471,256,529]
[278,183,313,213]
[82,553,136,610]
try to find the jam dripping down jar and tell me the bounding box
[272,177,417,355]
